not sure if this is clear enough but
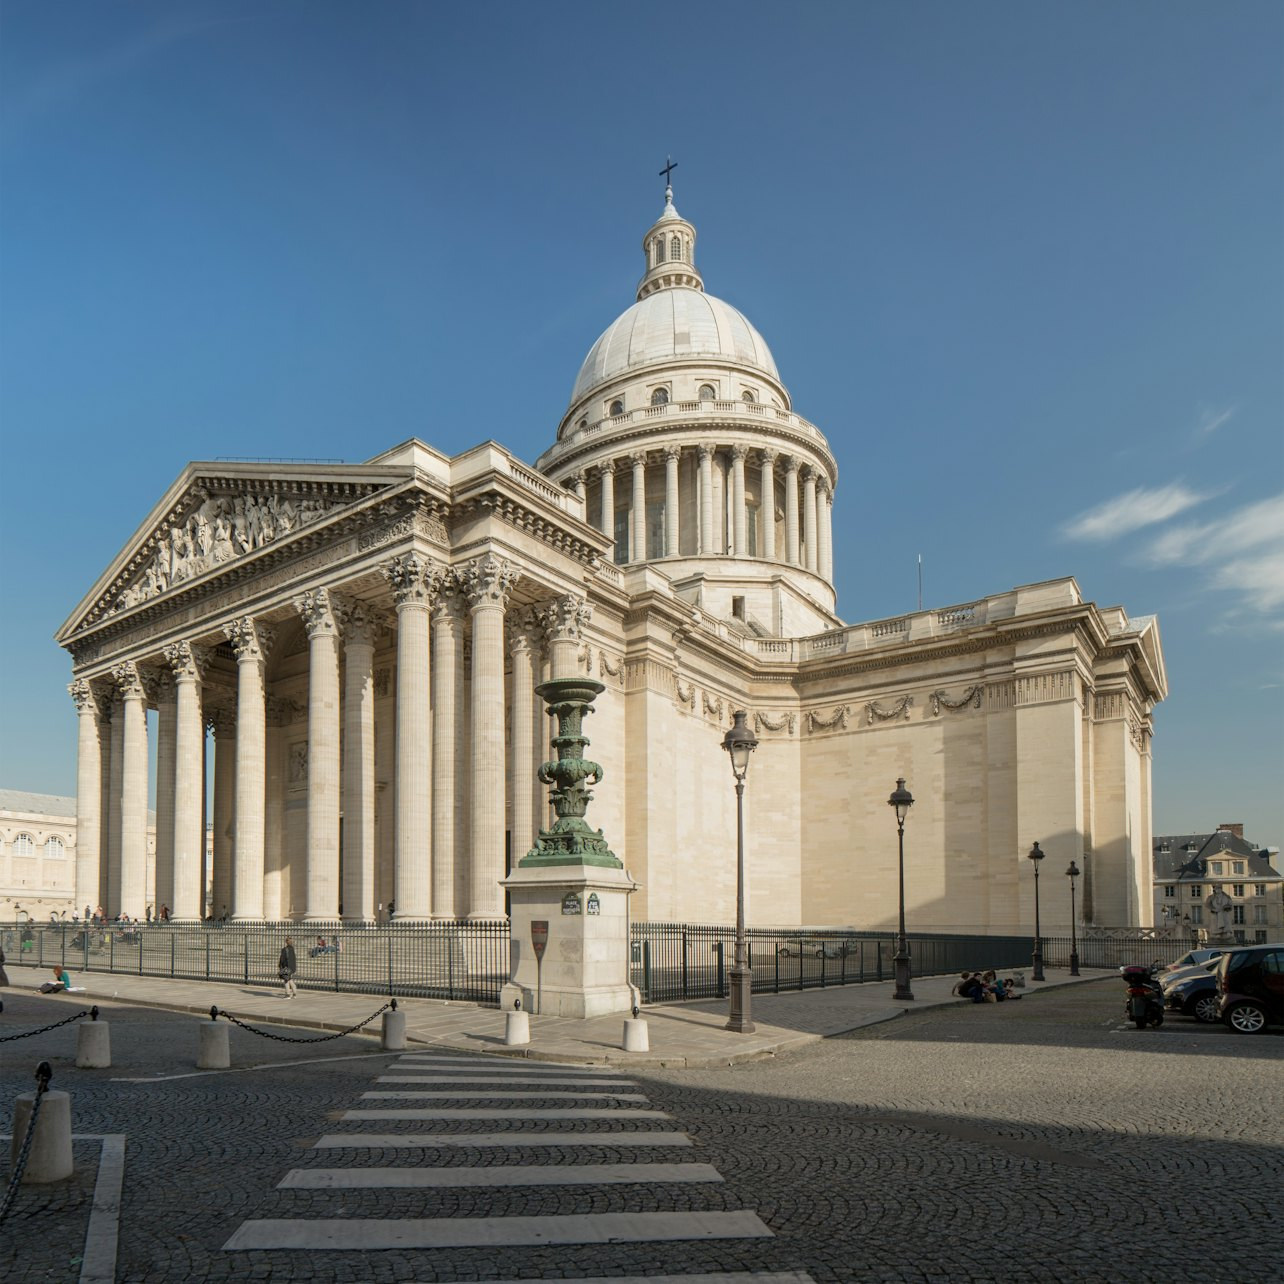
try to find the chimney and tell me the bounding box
[1217,823,1244,839]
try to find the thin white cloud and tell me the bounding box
[1061,483,1213,542]
[1196,403,1236,437]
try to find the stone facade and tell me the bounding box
[55,188,1168,933]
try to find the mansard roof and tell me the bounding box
[1153,830,1281,882]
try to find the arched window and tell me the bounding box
[670,236,682,262]
[609,399,624,417]
[741,389,757,403]
[650,387,669,406]
[578,418,587,432]
[655,237,666,265]
[698,384,716,401]
[44,836,65,859]
[13,833,34,857]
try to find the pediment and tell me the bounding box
[58,462,407,642]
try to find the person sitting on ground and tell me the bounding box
[40,966,71,994]
[1001,977,1022,999]
[952,971,985,1002]
[981,969,1006,1001]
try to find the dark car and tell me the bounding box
[1163,961,1221,1023]
[1216,945,1284,1034]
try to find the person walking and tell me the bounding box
[278,936,298,999]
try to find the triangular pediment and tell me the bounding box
[57,460,410,643]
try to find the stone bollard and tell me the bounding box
[504,1010,530,1046]
[76,1008,111,1068]
[12,1064,73,1184]
[198,1010,231,1069]
[622,1017,649,1053]
[382,1002,406,1051]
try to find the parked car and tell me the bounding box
[1162,947,1227,975]
[1216,944,1284,1033]
[1163,969,1220,1023]
[1160,957,1222,991]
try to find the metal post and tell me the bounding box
[1067,861,1081,976]
[726,775,755,1031]
[1032,856,1045,981]
[893,814,914,1000]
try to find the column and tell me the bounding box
[110,662,149,919]
[338,603,377,922]
[295,587,343,921]
[509,611,538,865]
[598,460,616,558]
[663,446,681,557]
[151,673,177,919]
[165,642,208,921]
[107,694,124,914]
[731,445,748,557]
[208,707,236,920]
[546,593,591,680]
[698,444,714,555]
[69,680,106,918]
[711,452,725,553]
[225,617,275,920]
[818,477,834,582]
[263,703,286,921]
[630,452,647,563]
[785,456,801,566]
[802,465,818,573]
[464,552,518,918]
[431,581,465,918]
[760,449,778,562]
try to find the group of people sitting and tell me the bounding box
[308,935,342,957]
[952,969,1022,1003]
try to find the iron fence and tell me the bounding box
[0,920,509,1005]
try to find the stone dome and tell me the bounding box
[569,287,781,407]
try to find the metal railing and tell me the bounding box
[0,920,509,1006]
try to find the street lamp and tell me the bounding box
[887,778,915,1001]
[721,709,758,1033]
[1065,860,1081,976]
[1027,842,1046,981]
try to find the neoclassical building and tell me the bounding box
[56,186,1168,932]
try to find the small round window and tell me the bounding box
[741,390,757,403]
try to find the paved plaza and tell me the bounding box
[1,970,1280,1282]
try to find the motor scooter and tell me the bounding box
[1120,964,1165,1029]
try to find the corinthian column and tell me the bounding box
[342,603,377,922]
[69,680,107,917]
[818,477,834,582]
[663,445,681,557]
[802,465,818,573]
[111,662,149,918]
[225,617,275,920]
[545,593,591,680]
[165,642,209,920]
[294,587,343,921]
[464,553,518,918]
[630,452,648,563]
[508,611,539,866]
[697,444,714,555]
[106,694,123,914]
[730,444,748,557]
[760,449,778,561]
[207,707,236,920]
[785,457,800,566]
[150,671,177,918]
[382,555,437,921]
[431,581,465,918]
[598,460,616,558]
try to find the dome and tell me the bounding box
[569,287,781,407]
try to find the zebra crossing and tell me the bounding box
[222,1050,815,1281]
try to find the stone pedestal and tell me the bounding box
[501,864,639,1019]
[12,1091,73,1183]
[76,1020,111,1068]
[198,1021,230,1068]
[381,1009,406,1050]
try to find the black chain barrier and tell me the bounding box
[0,1062,53,1228]
[209,998,396,1043]
[0,1006,98,1043]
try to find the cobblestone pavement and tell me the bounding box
[2,980,1280,1282]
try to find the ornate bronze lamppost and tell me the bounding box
[888,778,915,1001]
[1066,860,1081,976]
[722,710,758,1033]
[1027,841,1046,981]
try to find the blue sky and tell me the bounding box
[2,2,1281,846]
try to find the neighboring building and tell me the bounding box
[1153,824,1283,944]
[53,185,1167,933]
[0,790,78,920]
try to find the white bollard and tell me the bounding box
[622,1017,650,1053]
[504,1010,530,1046]
[76,1019,111,1068]
[382,1009,406,1050]
[11,1090,73,1183]
[197,1020,231,1069]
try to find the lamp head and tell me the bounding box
[887,777,914,825]
[1066,859,1080,879]
[721,709,758,781]
[1027,841,1045,865]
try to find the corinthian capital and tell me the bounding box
[463,553,518,611]
[380,553,439,608]
[544,594,592,644]
[430,573,467,626]
[224,617,277,663]
[730,444,749,462]
[111,661,145,700]
[69,678,109,718]
[343,601,379,649]
[759,447,778,467]
[164,640,211,682]
[294,587,343,637]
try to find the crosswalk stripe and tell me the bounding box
[378,1075,637,1086]
[341,1107,668,1121]
[466,1275,816,1284]
[362,1090,651,1101]
[313,1131,692,1149]
[279,1162,724,1189]
[393,1056,620,1071]
[223,1209,772,1250]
